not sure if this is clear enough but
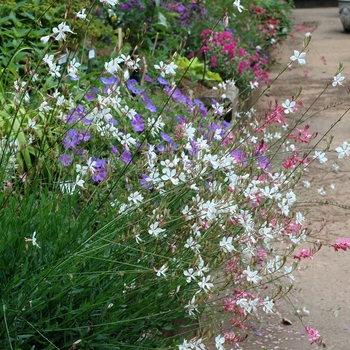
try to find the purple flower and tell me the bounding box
[92,167,106,182]
[222,120,230,129]
[63,129,81,149]
[169,88,186,104]
[85,87,99,101]
[141,93,156,112]
[160,132,172,143]
[72,148,85,156]
[144,74,153,82]
[126,79,145,95]
[231,150,247,166]
[257,155,271,170]
[79,130,91,142]
[59,153,72,166]
[131,114,144,132]
[176,115,186,123]
[101,76,119,94]
[121,151,132,165]
[156,144,166,152]
[88,157,107,182]
[140,174,153,190]
[111,145,119,154]
[101,76,119,86]
[157,77,168,85]
[194,99,207,117]
[94,158,107,168]
[145,101,156,112]
[66,104,88,124]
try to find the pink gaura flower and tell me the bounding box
[331,237,350,251]
[294,248,314,261]
[305,326,322,345]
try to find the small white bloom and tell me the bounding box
[215,335,225,350]
[25,231,40,248]
[77,8,87,19]
[127,191,144,205]
[282,99,296,114]
[219,236,236,253]
[263,296,274,313]
[39,101,53,112]
[243,266,262,284]
[184,296,198,317]
[40,35,51,44]
[313,151,327,164]
[332,163,339,172]
[303,180,311,188]
[75,175,85,188]
[335,141,350,158]
[332,73,345,87]
[290,50,306,65]
[67,58,81,78]
[233,0,244,12]
[100,0,119,5]
[27,118,38,129]
[52,22,75,41]
[184,268,196,283]
[317,187,326,196]
[149,222,166,238]
[197,275,214,293]
[155,264,168,277]
[330,183,335,190]
[250,80,259,89]
[295,211,305,225]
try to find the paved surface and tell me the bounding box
[208,7,350,350]
[244,7,350,350]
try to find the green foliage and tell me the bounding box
[175,56,222,83]
[0,185,200,349]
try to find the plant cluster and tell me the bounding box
[1,0,350,350]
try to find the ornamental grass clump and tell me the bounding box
[1,1,350,350]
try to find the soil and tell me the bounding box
[204,8,350,350]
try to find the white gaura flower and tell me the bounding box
[263,297,274,314]
[317,187,326,196]
[250,80,259,89]
[148,222,166,238]
[335,141,350,158]
[215,335,225,350]
[154,61,178,77]
[219,236,236,253]
[233,0,244,12]
[155,264,168,277]
[52,22,75,41]
[282,99,296,114]
[183,268,196,283]
[67,58,81,78]
[165,61,178,76]
[40,35,51,44]
[303,180,311,188]
[197,275,214,293]
[25,231,40,248]
[290,50,306,65]
[77,8,87,19]
[100,0,119,5]
[242,266,262,284]
[332,73,345,87]
[313,151,327,164]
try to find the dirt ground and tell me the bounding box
[207,7,350,350]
